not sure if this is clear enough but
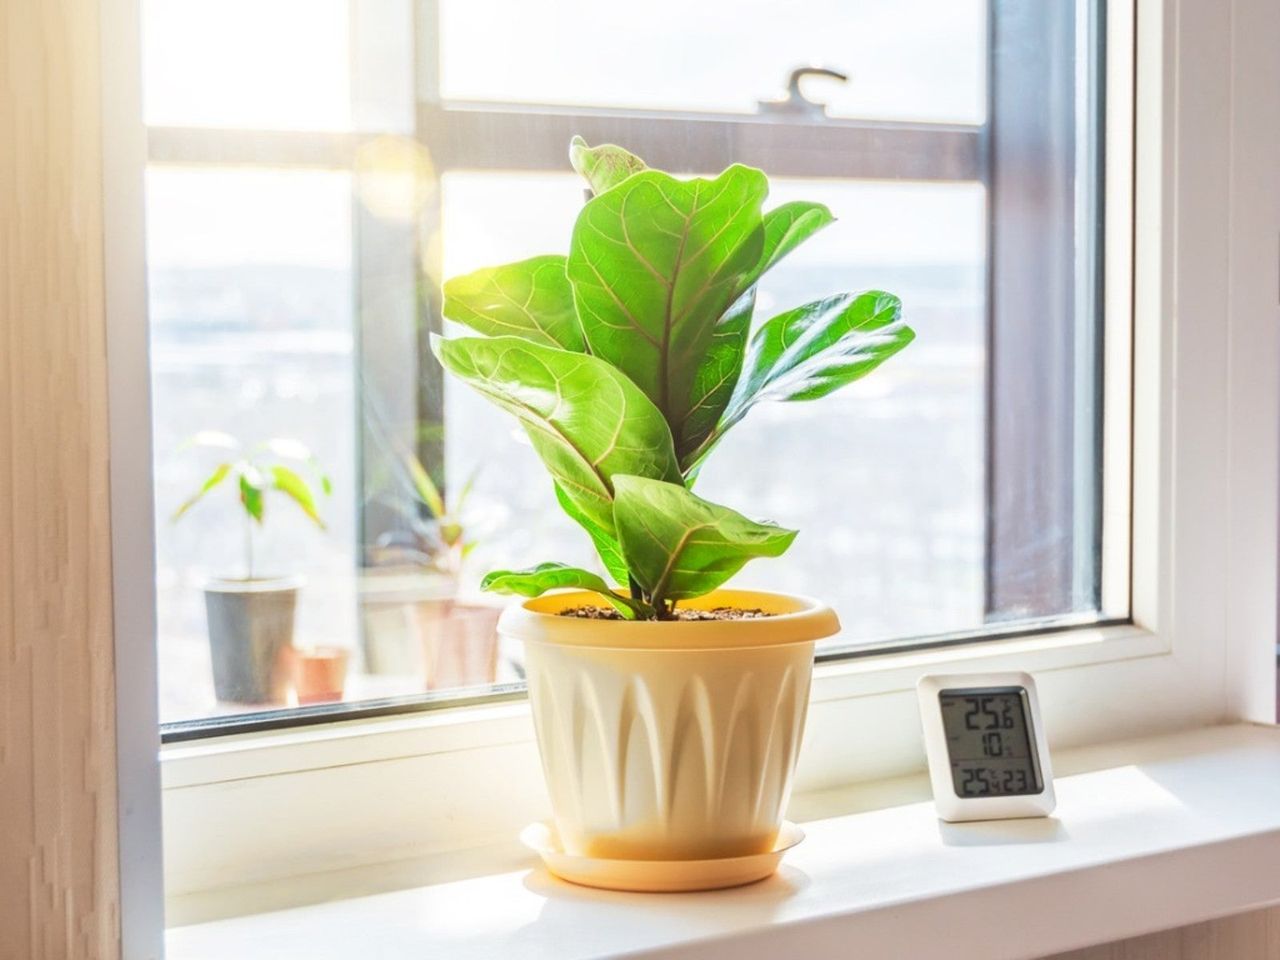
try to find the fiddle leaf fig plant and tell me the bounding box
[436,138,915,620]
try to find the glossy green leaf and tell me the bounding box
[172,462,233,521]
[566,165,768,428]
[676,200,835,465]
[569,136,647,196]
[754,201,835,276]
[554,481,629,584]
[612,475,796,606]
[432,335,681,536]
[482,562,653,619]
[270,464,326,529]
[735,290,911,405]
[442,255,584,351]
[685,292,914,473]
[677,291,754,468]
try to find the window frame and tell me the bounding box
[101,0,1280,924]
[148,0,1118,741]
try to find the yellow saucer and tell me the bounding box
[520,821,805,893]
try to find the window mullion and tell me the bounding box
[985,0,1101,621]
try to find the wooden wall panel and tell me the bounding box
[0,0,120,955]
[1045,906,1280,960]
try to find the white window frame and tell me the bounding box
[103,0,1280,928]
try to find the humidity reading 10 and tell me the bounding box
[937,687,1043,798]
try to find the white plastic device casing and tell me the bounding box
[917,671,1056,823]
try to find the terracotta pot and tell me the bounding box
[290,646,350,705]
[419,602,501,690]
[203,577,301,704]
[498,589,839,867]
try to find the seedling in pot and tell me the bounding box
[172,431,331,579]
[172,431,332,703]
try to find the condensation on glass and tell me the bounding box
[142,0,1110,733]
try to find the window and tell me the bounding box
[145,0,1119,737]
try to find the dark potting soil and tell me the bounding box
[558,605,775,621]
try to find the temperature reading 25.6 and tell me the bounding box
[938,688,1043,798]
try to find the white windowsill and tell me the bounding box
[160,622,1156,789]
[166,723,1280,960]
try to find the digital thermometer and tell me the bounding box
[917,671,1055,822]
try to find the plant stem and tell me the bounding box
[244,511,254,580]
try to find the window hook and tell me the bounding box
[757,66,849,118]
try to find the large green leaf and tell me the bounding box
[432,335,681,536]
[442,255,584,351]
[566,166,768,429]
[676,200,835,465]
[482,562,653,620]
[612,475,796,605]
[681,291,913,472]
[677,291,754,470]
[756,201,835,270]
[553,481,629,584]
[733,290,912,407]
[569,136,647,196]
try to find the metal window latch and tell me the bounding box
[756,66,849,119]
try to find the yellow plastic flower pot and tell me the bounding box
[499,589,840,864]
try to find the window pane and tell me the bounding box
[148,167,359,723]
[143,0,416,132]
[700,180,986,639]
[144,0,351,130]
[143,0,1109,734]
[438,0,986,124]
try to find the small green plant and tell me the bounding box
[172,431,331,579]
[435,137,914,620]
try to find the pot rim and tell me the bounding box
[203,575,305,594]
[498,588,839,650]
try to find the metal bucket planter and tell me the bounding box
[203,577,301,704]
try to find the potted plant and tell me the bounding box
[173,432,331,704]
[434,137,914,886]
